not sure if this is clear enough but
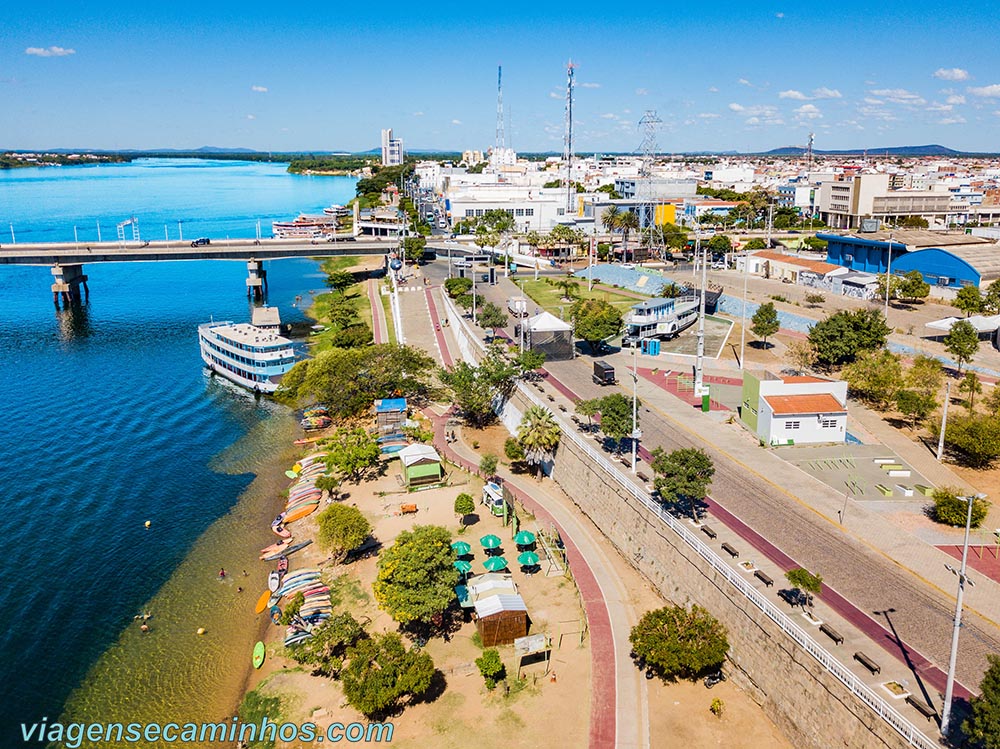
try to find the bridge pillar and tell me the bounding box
[246,259,267,301]
[51,264,88,306]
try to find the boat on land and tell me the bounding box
[262,539,312,561]
[621,295,699,347]
[267,571,281,592]
[254,590,271,614]
[252,641,266,669]
[283,504,319,524]
[198,321,296,394]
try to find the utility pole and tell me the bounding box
[694,225,708,397]
[631,342,641,474]
[588,235,595,291]
[937,380,952,461]
[940,493,985,736]
[884,232,894,321]
[519,280,526,355]
[739,249,749,371]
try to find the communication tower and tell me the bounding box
[496,65,505,152]
[807,132,815,171]
[564,60,576,213]
[638,110,663,257]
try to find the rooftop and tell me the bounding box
[764,393,847,416]
[201,322,291,347]
[751,250,842,276]
[827,229,992,249]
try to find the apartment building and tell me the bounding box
[380,128,404,167]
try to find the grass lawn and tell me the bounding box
[517,278,640,317]
[306,281,373,352]
[317,256,365,274]
[379,288,396,342]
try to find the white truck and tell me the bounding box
[506,296,529,317]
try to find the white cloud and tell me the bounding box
[738,78,752,87]
[698,112,721,119]
[946,94,966,105]
[600,112,618,119]
[775,11,785,18]
[863,97,884,105]
[250,85,268,93]
[813,87,842,99]
[451,119,462,125]
[635,88,648,96]
[870,88,926,105]
[707,86,719,93]
[794,103,822,120]
[746,117,760,125]
[729,102,783,124]
[412,111,424,116]
[969,84,1000,97]
[926,102,953,112]
[549,91,562,99]
[938,115,966,125]
[580,82,601,89]
[934,67,969,81]
[246,114,256,120]
[779,89,809,100]
[25,46,75,57]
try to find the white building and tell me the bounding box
[741,372,848,446]
[381,128,403,167]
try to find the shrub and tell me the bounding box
[629,605,729,680]
[475,648,506,689]
[479,453,499,478]
[931,487,990,528]
[317,504,372,560]
[504,437,525,463]
[341,633,436,717]
[281,591,305,625]
[710,698,725,717]
[454,493,475,518]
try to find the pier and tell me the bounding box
[0,237,406,305]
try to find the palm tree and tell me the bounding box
[517,406,562,476]
[601,205,621,238]
[617,210,640,262]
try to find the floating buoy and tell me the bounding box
[197,628,206,635]
[144,520,151,528]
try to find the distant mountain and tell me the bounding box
[761,144,963,157]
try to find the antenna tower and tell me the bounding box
[564,60,576,213]
[496,65,505,152]
[807,132,815,171]
[638,110,663,257]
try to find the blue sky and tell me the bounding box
[3,1,999,153]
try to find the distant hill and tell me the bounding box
[761,144,963,157]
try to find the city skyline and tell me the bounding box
[3,1,999,153]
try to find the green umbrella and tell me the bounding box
[483,557,508,572]
[480,534,502,549]
[453,560,472,574]
[517,551,540,566]
[451,541,472,556]
[514,531,536,546]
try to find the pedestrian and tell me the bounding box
[219,568,226,579]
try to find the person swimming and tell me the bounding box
[219,568,226,578]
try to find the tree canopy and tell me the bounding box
[595,393,635,449]
[517,406,561,474]
[963,653,1000,749]
[571,298,624,352]
[943,319,980,372]
[322,427,381,483]
[341,632,436,717]
[650,447,715,517]
[807,309,890,368]
[930,487,990,528]
[955,285,984,317]
[842,349,903,410]
[439,349,518,427]
[287,612,365,677]
[317,504,372,560]
[477,302,508,339]
[629,605,729,680]
[750,302,780,347]
[373,525,460,624]
[935,412,1000,468]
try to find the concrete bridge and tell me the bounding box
[0,236,413,305]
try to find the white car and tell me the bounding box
[621,263,636,270]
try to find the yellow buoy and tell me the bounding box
[144,521,151,528]
[197,628,206,635]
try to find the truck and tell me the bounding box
[593,360,616,386]
[507,296,529,318]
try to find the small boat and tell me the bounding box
[276,556,289,575]
[254,590,271,614]
[284,504,319,524]
[268,571,281,592]
[260,539,293,559]
[262,539,312,561]
[272,524,292,539]
[284,470,298,479]
[252,641,266,669]
[270,606,282,625]
[268,592,281,607]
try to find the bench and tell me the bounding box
[819,623,844,645]
[754,570,773,587]
[875,484,893,497]
[914,484,935,497]
[636,472,650,483]
[905,695,936,721]
[721,542,739,558]
[701,525,718,540]
[853,651,881,675]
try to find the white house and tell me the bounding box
[741,372,848,446]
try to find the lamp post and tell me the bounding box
[694,223,708,397]
[940,492,986,736]
[630,342,641,474]
[936,380,952,462]
[739,249,749,371]
[519,280,526,355]
[884,232,894,321]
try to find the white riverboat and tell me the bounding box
[198,321,296,394]
[622,295,699,347]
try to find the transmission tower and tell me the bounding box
[564,60,576,213]
[638,110,663,258]
[807,132,815,171]
[496,65,505,152]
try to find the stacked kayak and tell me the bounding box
[280,570,334,647]
[282,459,325,524]
[301,415,332,430]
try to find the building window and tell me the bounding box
[465,209,474,217]
[786,421,800,430]
[525,209,534,217]
[557,208,566,215]
[821,418,838,429]
[475,209,484,217]
[515,208,525,216]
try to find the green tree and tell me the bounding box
[341,632,435,717]
[322,428,381,483]
[315,474,342,498]
[955,285,984,317]
[617,210,640,260]
[661,282,683,298]
[373,525,460,624]
[551,277,579,300]
[983,280,1000,314]
[504,436,526,465]
[402,235,427,263]
[895,390,936,430]
[575,397,601,429]
[706,234,733,255]
[595,393,635,453]
[650,447,715,519]
[743,237,767,251]
[444,276,473,298]
[513,349,546,378]
[985,385,1000,416]
[842,349,903,410]
[897,270,929,302]
[281,591,305,625]
[478,454,498,479]
[807,309,890,368]
[935,412,1000,468]
[628,605,729,680]
[477,302,508,340]
[906,354,944,400]
[961,371,983,411]
[317,504,372,561]
[784,568,823,613]
[875,273,904,303]
[325,270,356,295]
[944,319,980,372]
[750,301,780,348]
[330,323,373,349]
[475,648,506,689]
[454,492,476,523]
[327,296,361,328]
[930,487,990,528]
[287,612,365,676]
[517,405,562,476]
[963,653,1000,749]
[785,339,816,374]
[439,349,518,427]
[571,298,624,352]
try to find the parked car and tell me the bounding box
[191,237,211,247]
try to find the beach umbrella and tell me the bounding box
[453,560,473,574]
[483,557,508,572]
[480,534,502,550]
[517,551,540,567]
[451,541,472,556]
[514,531,536,546]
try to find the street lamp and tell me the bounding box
[940,492,986,736]
[739,249,749,371]
[630,342,641,474]
[694,222,708,398]
[884,232,894,321]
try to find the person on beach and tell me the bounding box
[219,568,226,579]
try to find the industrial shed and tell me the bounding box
[474,592,529,646]
[522,311,574,361]
[397,444,444,489]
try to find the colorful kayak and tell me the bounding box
[276,556,289,575]
[284,504,319,524]
[262,539,312,561]
[284,470,298,479]
[252,641,266,669]
[260,540,293,560]
[254,590,271,614]
[268,571,280,592]
[270,606,282,625]
[272,524,292,539]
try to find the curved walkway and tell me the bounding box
[367,277,387,344]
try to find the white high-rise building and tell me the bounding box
[380,128,403,166]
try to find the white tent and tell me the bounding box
[397,443,441,466]
[925,314,1000,334]
[525,311,572,333]
[523,311,574,360]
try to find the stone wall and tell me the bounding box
[536,390,922,749]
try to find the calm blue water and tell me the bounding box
[0,160,356,743]
[0,158,345,244]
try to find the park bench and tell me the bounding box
[636,471,650,483]
[875,484,893,497]
[754,570,773,587]
[853,651,881,675]
[701,525,717,540]
[721,542,739,558]
[914,484,935,497]
[819,623,844,645]
[905,695,936,721]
